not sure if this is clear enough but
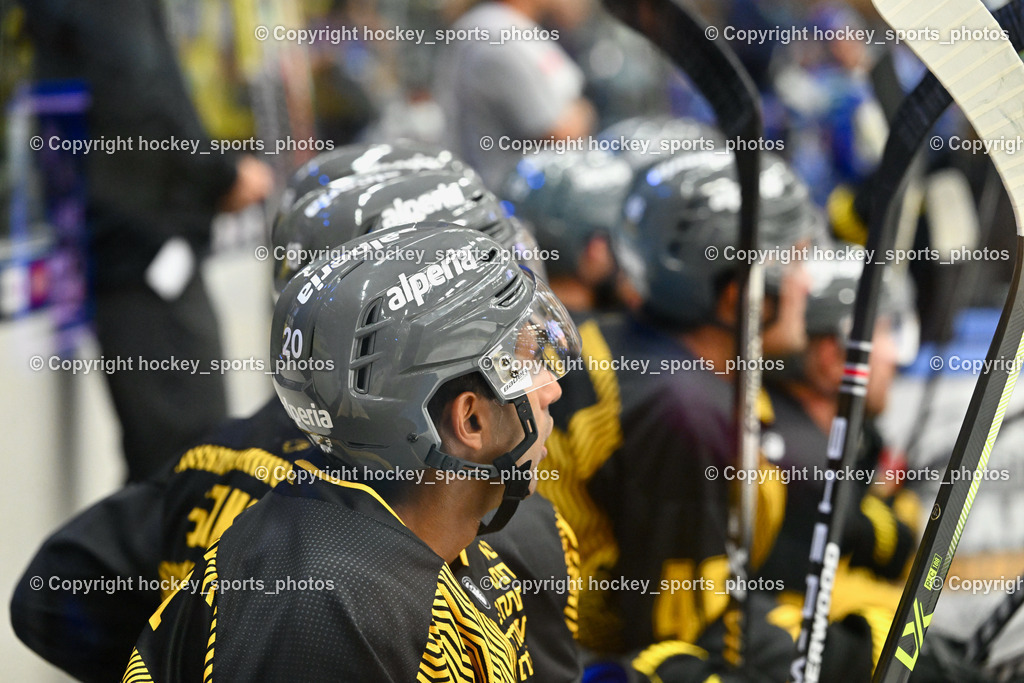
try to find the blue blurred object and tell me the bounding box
[583,660,630,683]
[903,308,1002,377]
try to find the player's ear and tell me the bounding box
[444,391,490,457]
[715,279,740,327]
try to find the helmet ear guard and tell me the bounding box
[423,393,538,534]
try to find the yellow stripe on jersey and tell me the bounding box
[123,648,154,683]
[157,560,195,602]
[201,542,220,608]
[757,388,775,425]
[554,509,581,638]
[174,445,295,487]
[204,606,217,683]
[632,639,709,683]
[752,459,787,570]
[860,494,898,568]
[419,565,524,682]
[294,459,407,525]
[538,320,623,650]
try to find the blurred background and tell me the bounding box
[3,0,1024,679]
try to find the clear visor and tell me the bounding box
[509,217,548,280]
[479,273,582,400]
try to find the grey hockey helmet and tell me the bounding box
[271,224,581,516]
[272,169,508,291]
[804,243,919,364]
[500,150,633,276]
[279,140,478,214]
[598,115,725,171]
[617,150,825,329]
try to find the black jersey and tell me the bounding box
[539,315,787,655]
[127,460,567,682]
[756,385,920,666]
[759,386,918,589]
[13,399,579,682]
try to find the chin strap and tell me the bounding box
[422,395,538,535]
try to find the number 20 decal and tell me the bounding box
[282,327,303,359]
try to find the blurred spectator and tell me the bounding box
[305,1,377,144]
[18,0,273,481]
[775,3,887,206]
[434,0,596,189]
[555,0,672,131]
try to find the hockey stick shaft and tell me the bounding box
[601,0,763,665]
[867,1,1024,681]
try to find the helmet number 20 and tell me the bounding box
[282,327,304,360]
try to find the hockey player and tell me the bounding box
[537,150,850,680]
[12,166,579,682]
[500,149,636,313]
[758,252,921,666]
[125,225,581,680]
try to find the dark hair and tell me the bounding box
[427,371,496,429]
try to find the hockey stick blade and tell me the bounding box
[600,0,764,666]
[868,1,1024,681]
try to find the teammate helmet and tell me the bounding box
[271,224,581,482]
[598,115,725,171]
[500,150,633,276]
[272,169,507,291]
[279,140,479,214]
[617,150,825,329]
[804,244,919,364]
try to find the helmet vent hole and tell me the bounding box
[494,272,527,308]
[352,298,384,394]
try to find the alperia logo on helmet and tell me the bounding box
[296,230,410,305]
[380,182,468,229]
[570,162,632,192]
[351,151,450,174]
[302,171,402,218]
[282,398,334,430]
[386,248,480,310]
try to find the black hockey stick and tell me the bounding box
[868,0,1024,681]
[966,578,1024,664]
[599,0,763,665]
[988,647,1024,681]
[789,2,1024,680]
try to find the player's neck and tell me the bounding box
[392,481,498,563]
[785,381,837,434]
